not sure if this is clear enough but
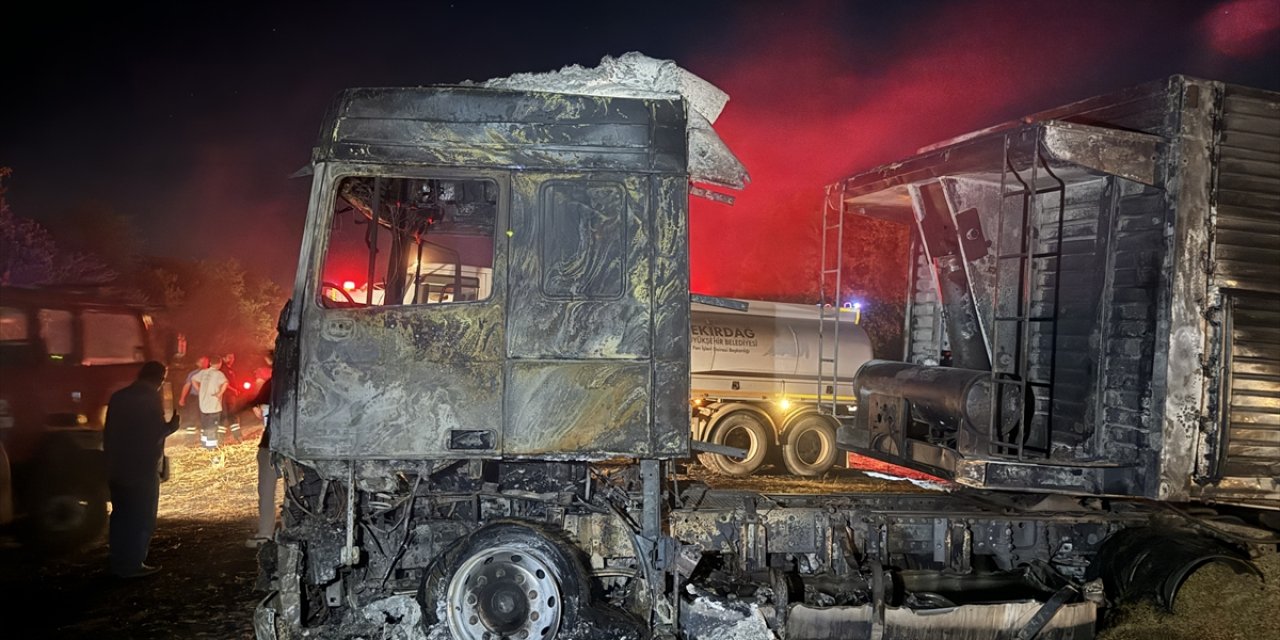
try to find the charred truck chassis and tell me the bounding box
[257,62,1275,640]
[260,458,1261,640]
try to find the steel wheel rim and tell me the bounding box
[722,424,759,462]
[795,428,829,466]
[446,546,563,640]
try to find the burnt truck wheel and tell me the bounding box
[421,521,591,640]
[782,415,838,476]
[709,412,770,476]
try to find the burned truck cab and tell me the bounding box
[261,70,745,639]
[273,86,694,464]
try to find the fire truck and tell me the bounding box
[255,56,1278,640]
[0,285,173,552]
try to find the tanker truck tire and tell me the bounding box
[708,412,770,476]
[420,521,591,640]
[782,415,838,477]
[696,452,724,474]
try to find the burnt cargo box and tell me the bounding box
[831,75,1279,508]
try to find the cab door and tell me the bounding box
[503,173,674,458]
[290,168,508,459]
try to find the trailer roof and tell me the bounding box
[825,75,1278,219]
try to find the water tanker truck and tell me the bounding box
[690,298,871,476]
[256,58,1278,640]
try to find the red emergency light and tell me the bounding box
[243,382,252,390]
[342,280,357,290]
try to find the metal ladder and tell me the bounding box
[817,185,845,418]
[990,130,1066,459]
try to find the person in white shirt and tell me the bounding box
[177,355,210,445]
[192,356,229,450]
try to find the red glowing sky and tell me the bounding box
[2,1,1277,301]
[1203,0,1280,58]
[686,0,1280,298]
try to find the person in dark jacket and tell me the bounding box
[220,352,243,444]
[103,360,180,578]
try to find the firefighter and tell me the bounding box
[219,352,242,444]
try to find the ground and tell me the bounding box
[0,430,266,640]
[1,436,1276,639]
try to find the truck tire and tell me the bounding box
[20,463,108,553]
[709,412,770,476]
[782,415,838,477]
[420,521,591,640]
[696,451,725,474]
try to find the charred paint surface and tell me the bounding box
[1041,121,1163,186]
[282,87,692,462]
[320,87,687,176]
[1191,83,1280,506]
[500,168,690,459]
[295,301,505,458]
[507,173,653,360]
[504,361,651,455]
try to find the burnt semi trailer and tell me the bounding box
[828,75,1280,510]
[257,59,1276,640]
[690,298,872,477]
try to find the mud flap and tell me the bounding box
[786,600,1097,640]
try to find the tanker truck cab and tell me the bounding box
[277,87,700,463]
[689,297,872,476]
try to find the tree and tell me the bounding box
[155,257,284,365]
[834,214,911,359]
[50,202,142,287]
[699,188,913,360]
[1,168,284,364]
[0,168,115,287]
[0,167,57,286]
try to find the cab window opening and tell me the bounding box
[319,175,497,308]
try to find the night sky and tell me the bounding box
[3,0,1278,295]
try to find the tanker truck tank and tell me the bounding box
[690,297,873,477]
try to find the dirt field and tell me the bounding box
[0,432,266,640]
[1,435,1275,639]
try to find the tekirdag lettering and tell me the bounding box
[691,324,756,339]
